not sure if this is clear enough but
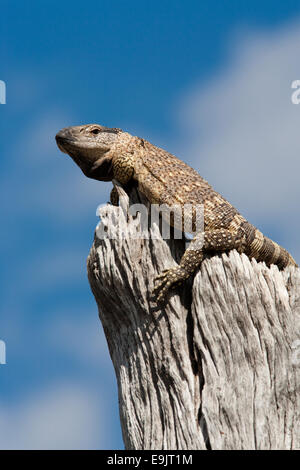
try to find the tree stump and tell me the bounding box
[87,184,300,450]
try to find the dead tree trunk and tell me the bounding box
[87,185,300,450]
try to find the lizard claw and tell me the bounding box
[153,266,188,304]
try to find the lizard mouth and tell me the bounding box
[55,135,71,154]
[55,129,115,181]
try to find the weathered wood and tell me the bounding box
[87,185,300,450]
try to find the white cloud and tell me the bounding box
[0,383,104,449]
[177,22,300,261]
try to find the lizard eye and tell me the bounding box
[91,128,101,135]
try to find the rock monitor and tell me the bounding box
[56,124,298,303]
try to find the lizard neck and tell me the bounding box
[88,133,141,182]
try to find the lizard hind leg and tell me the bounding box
[153,228,246,304]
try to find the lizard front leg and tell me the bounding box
[109,154,135,206]
[153,228,246,304]
[110,186,120,206]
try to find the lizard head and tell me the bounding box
[55,124,122,181]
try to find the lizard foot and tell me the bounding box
[153,266,188,304]
[110,187,119,206]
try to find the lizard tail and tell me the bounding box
[248,228,298,269]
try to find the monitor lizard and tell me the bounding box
[56,124,298,303]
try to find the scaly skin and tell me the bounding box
[56,124,298,303]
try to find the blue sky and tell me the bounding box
[1,0,300,449]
